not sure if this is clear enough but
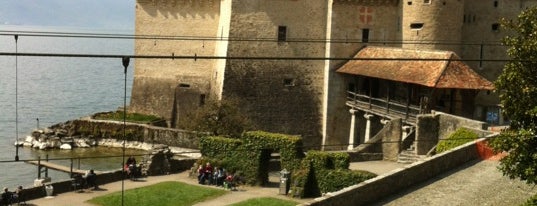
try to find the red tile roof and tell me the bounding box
[336,46,495,90]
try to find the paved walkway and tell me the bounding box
[374,160,537,206]
[29,159,536,206]
[26,161,402,206]
[27,171,309,206]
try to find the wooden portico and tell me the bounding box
[336,46,494,149]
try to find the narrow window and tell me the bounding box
[278,26,287,42]
[410,23,424,30]
[424,0,431,4]
[179,83,190,88]
[199,94,206,106]
[284,78,295,87]
[491,23,500,32]
[362,29,370,43]
[463,14,466,23]
[494,1,498,7]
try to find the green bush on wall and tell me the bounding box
[199,131,303,186]
[289,151,376,198]
[199,131,377,198]
[436,127,479,153]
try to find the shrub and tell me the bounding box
[521,193,537,206]
[436,127,479,153]
[198,131,303,186]
[290,151,376,198]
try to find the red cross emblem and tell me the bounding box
[359,7,373,25]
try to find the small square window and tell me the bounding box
[410,23,424,30]
[491,23,500,32]
[278,26,287,42]
[284,78,295,87]
[424,0,431,4]
[407,1,413,5]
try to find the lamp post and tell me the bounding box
[15,35,19,162]
[36,118,40,129]
[121,57,129,206]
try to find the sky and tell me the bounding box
[0,0,135,31]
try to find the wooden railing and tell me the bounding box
[346,91,423,122]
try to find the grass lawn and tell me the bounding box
[230,197,298,206]
[87,181,228,206]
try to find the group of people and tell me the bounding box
[1,186,23,205]
[197,162,239,190]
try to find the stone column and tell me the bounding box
[363,114,374,143]
[348,109,357,151]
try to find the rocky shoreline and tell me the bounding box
[15,119,201,159]
[18,127,157,151]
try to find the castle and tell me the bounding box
[130,0,537,149]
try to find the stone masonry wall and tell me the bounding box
[221,0,330,147]
[301,136,495,206]
[52,119,200,149]
[132,0,221,121]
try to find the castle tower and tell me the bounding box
[401,0,464,53]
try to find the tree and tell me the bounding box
[177,97,252,138]
[490,6,537,185]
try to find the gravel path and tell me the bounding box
[374,160,537,206]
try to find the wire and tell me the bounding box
[0,51,520,62]
[0,29,506,46]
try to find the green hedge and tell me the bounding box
[290,151,376,198]
[436,127,479,153]
[199,131,303,186]
[199,131,376,198]
[199,136,242,159]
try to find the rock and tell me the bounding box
[60,144,72,150]
[13,141,23,147]
[25,135,35,143]
[38,143,48,150]
[75,138,90,148]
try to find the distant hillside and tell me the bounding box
[0,0,134,30]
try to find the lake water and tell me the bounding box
[0,25,144,188]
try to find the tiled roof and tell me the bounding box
[336,46,495,90]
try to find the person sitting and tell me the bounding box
[1,187,13,206]
[197,165,204,184]
[124,156,138,180]
[213,167,225,187]
[223,172,235,190]
[126,156,137,167]
[200,162,213,185]
[85,169,98,190]
[12,186,23,204]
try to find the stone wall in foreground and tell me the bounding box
[301,134,497,206]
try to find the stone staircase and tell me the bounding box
[397,146,424,164]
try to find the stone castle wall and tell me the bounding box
[402,0,464,53]
[221,0,330,147]
[131,0,536,149]
[131,0,222,122]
